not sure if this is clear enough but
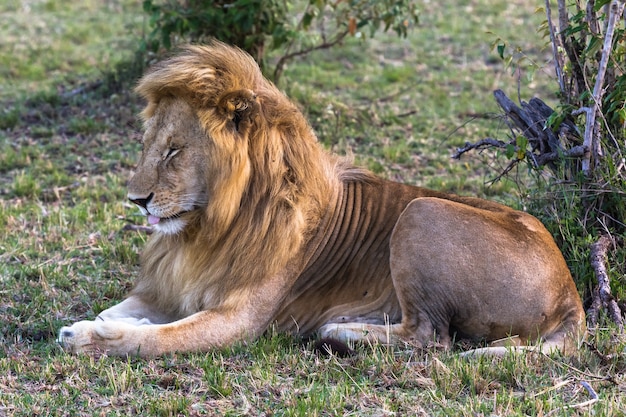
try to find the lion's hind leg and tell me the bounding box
[460,319,586,358]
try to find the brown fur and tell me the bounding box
[58,41,585,357]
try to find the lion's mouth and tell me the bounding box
[147,212,183,225]
[147,208,200,226]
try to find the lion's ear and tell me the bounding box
[216,89,259,136]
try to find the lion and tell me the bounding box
[58,41,585,357]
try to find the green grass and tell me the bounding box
[1,0,625,415]
[0,0,144,101]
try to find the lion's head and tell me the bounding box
[129,41,336,240]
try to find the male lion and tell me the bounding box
[58,41,585,357]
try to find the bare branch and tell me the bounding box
[273,29,351,82]
[587,234,624,330]
[545,0,566,94]
[60,81,103,100]
[534,145,588,166]
[581,0,626,176]
[455,90,584,174]
[452,138,507,160]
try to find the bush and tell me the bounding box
[141,0,419,81]
[458,0,625,325]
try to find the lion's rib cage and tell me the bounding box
[275,179,417,333]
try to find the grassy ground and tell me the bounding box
[1,0,625,415]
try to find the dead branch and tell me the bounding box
[454,90,583,173]
[533,145,588,166]
[273,28,350,82]
[544,380,599,417]
[452,138,507,159]
[587,234,624,330]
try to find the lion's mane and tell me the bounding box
[131,42,370,318]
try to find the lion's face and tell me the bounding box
[128,98,210,235]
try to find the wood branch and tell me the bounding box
[493,90,538,136]
[587,234,624,330]
[544,381,599,416]
[545,0,566,94]
[452,138,507,159]
[485,158,520,185]
[455,90,585,175]
[272,29,351,82]
[493,91,558,156]
[581,0,626,176]
[534,145,588,166]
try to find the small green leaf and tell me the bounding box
[505,144,516,159]
[515,136,528,160]
[497,43,506,59]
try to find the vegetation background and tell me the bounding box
[0,0,624,415]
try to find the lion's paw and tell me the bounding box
[58,320,97,354]
[318,323,369,343]
[58,320,146,356]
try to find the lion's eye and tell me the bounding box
[164,147,181,160]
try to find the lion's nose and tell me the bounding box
[129,192,154,210]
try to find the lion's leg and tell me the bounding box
[58,271,294,356]
[58,306,273,357]
[388,197,586,357]
[461,314,586,358]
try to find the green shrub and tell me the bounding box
[141,0,419,81]
[463,1,626,309]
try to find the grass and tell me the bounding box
[1,0,625,415]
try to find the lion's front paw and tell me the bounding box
[58,320,98,354]
[58,320,148,356]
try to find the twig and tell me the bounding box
[585,341,618,363]
[540,350,620,381]
[273,29,351,82]
[557,0,587,101]
[533,145,588,166]
[544,380,599,416]
[452,138,507,159]
[485,159,520,185]
[587,234,624,330]
[580,381,599,402]
[532,378,572,397]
